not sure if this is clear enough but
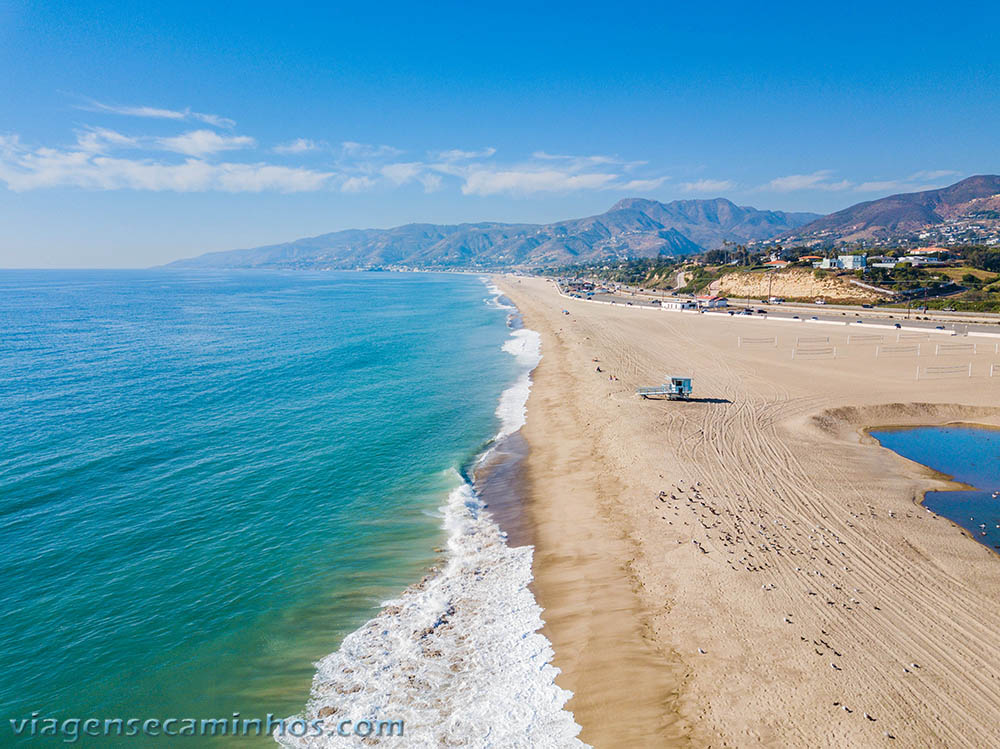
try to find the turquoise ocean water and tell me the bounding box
[0,270,525,742]
[871,426,1000,551]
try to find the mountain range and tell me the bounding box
[169,198,818,270]
[169,175,1000,269]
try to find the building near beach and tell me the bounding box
[663,299,697,310]
[696,295,728,308]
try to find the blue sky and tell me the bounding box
[1,1,998,267]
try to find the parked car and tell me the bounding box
[861,304,873,309]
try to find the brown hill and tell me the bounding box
[783,175,1000,243]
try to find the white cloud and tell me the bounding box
[910,169,959,181]
[461,169,620,196]
[0,129,668,198]
[339,175,378,193]
[80,100,236,128]
[274,138,320,154]
[618,177,668,192]
[428,147,497,161]
[854,180,907,192]
[0,135,332,192]
[156,130,256,158]
[681,178,735,193]
[762,171,853,192]
[381,162,424,185]
[854,170,959,193]
[340,141,403,159]
[74,127,141,153]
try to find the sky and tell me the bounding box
[1,0,998,268]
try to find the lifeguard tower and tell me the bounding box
[637,375,693,400]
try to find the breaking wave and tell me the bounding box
[276,279,585,748]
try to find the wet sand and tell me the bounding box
[498,275,1000,748]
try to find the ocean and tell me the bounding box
[0,270,581,746]
[871,425,1000,552]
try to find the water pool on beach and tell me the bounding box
[871,425,1000,551]
[0,270,528,743]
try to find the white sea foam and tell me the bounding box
[276,281,585,748]
[496,328,541,440]
[482,278,516,310]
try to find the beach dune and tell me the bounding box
[498,275,1000,748]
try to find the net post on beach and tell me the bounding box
[876,343,921,358]
[915,363,973,380]
[897,331,932,342]
[935,342,978,356]
[738,336,777,348]
[792,345,837,360]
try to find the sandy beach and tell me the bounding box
[497,275,1000,748]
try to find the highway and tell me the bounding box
[557,282,1000,337]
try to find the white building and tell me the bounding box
[838,254,867,270]
[696,295,728,308]
[900,255,942,266]
[663,299,697,310]
[817,254,867,270]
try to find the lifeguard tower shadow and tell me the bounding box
[638,394,732,404]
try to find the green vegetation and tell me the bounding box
[544,243,1000,312]
[541,257,680,287]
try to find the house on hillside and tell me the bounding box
[817,254,867,270]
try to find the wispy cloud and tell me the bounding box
[156,130,256,157]
[274,138,321,154]
[79,99,236,128]
[618,177,668,192]
[761,170,853,192]
[74,127,141,153]
[681,178,735,193]
[854,170,960,193]
[340,141,403,159]
[0,134,332,192]
[428,147,497,161]
[460,169,620,196]
[1,122,669,197]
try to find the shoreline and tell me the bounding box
[277,277,586,747]
[496,274,1000,747]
